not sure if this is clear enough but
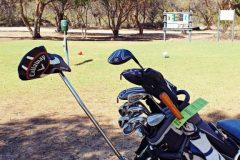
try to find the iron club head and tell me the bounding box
[147,113,165,127]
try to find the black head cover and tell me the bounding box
[18,46,71,80]
[108,49,132,65]
[122,68,178,105]
[121,68,144,85]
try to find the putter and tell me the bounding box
[18,46,126,160]
[108,49,144,69]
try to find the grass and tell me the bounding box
[1,40,240,121]
[0,39,240,159]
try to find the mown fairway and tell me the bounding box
[0,40,240,159]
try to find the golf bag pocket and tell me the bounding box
[147,118,185,152]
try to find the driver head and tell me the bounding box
[108,49,133,65]
[18,46,71,80]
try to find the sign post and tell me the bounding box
[163,11,193,42]
[217,10,235,41]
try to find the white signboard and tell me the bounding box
[166,13,189,29]
[220,10,235,21]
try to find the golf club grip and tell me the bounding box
[159,92,183,120]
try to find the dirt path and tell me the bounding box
[0,27,222,41]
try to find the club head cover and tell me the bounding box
[18,46,71,80]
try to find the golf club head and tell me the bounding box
[122,122,142,135]
[118,102,129,117]
[135,125,147,138]
[122,117,146,135]
[127,105,149,117]
[18,46,71,80]
[118,101,150,117]
[118,116,130,128]
[128,93,149,105]
[128,116,147,125]
[108,49,133,65]
[118,87,146,100]
[147,113,165,127]
[118,102,144,117]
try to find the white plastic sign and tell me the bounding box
[220,10,235,21]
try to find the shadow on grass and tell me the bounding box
[0,115,139,159]
[75,59,93,66]
[204,110,240,122]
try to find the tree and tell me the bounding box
[133,0,148,35]
[191,0,218,30]
[50,0,72,32]
[100,0,135,38]
[0,0,18,26]
[90,0,104,27]
[229,0,240,16]
[146,0,163,28]
[71,0,91,38]
[18,0,54,39]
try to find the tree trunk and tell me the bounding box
[98,17,101,26]
[56,13,64,32]
[113,29,119,38]
[19,0,33,35]
[139,25,143,35]
[32,2,45,39]
[33,17,41,38]
[84,8,88,38]
[135,15,144,35]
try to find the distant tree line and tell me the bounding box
[0,0,240,39]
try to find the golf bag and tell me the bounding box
[108,49,240,160]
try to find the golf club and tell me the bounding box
[127,93,149,105]
[18,46,126,160]
[147,113,165,127]
[128,116,147,126]
[119,101,150,117]
[108,49,144,69]
[122,117,147,135]
[118,87,146,101]
[118,102,129,117]
[135,125,148,138]
[118,115,130,128]
[127,105,150,117]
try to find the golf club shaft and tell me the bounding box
[59,72,125,160]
